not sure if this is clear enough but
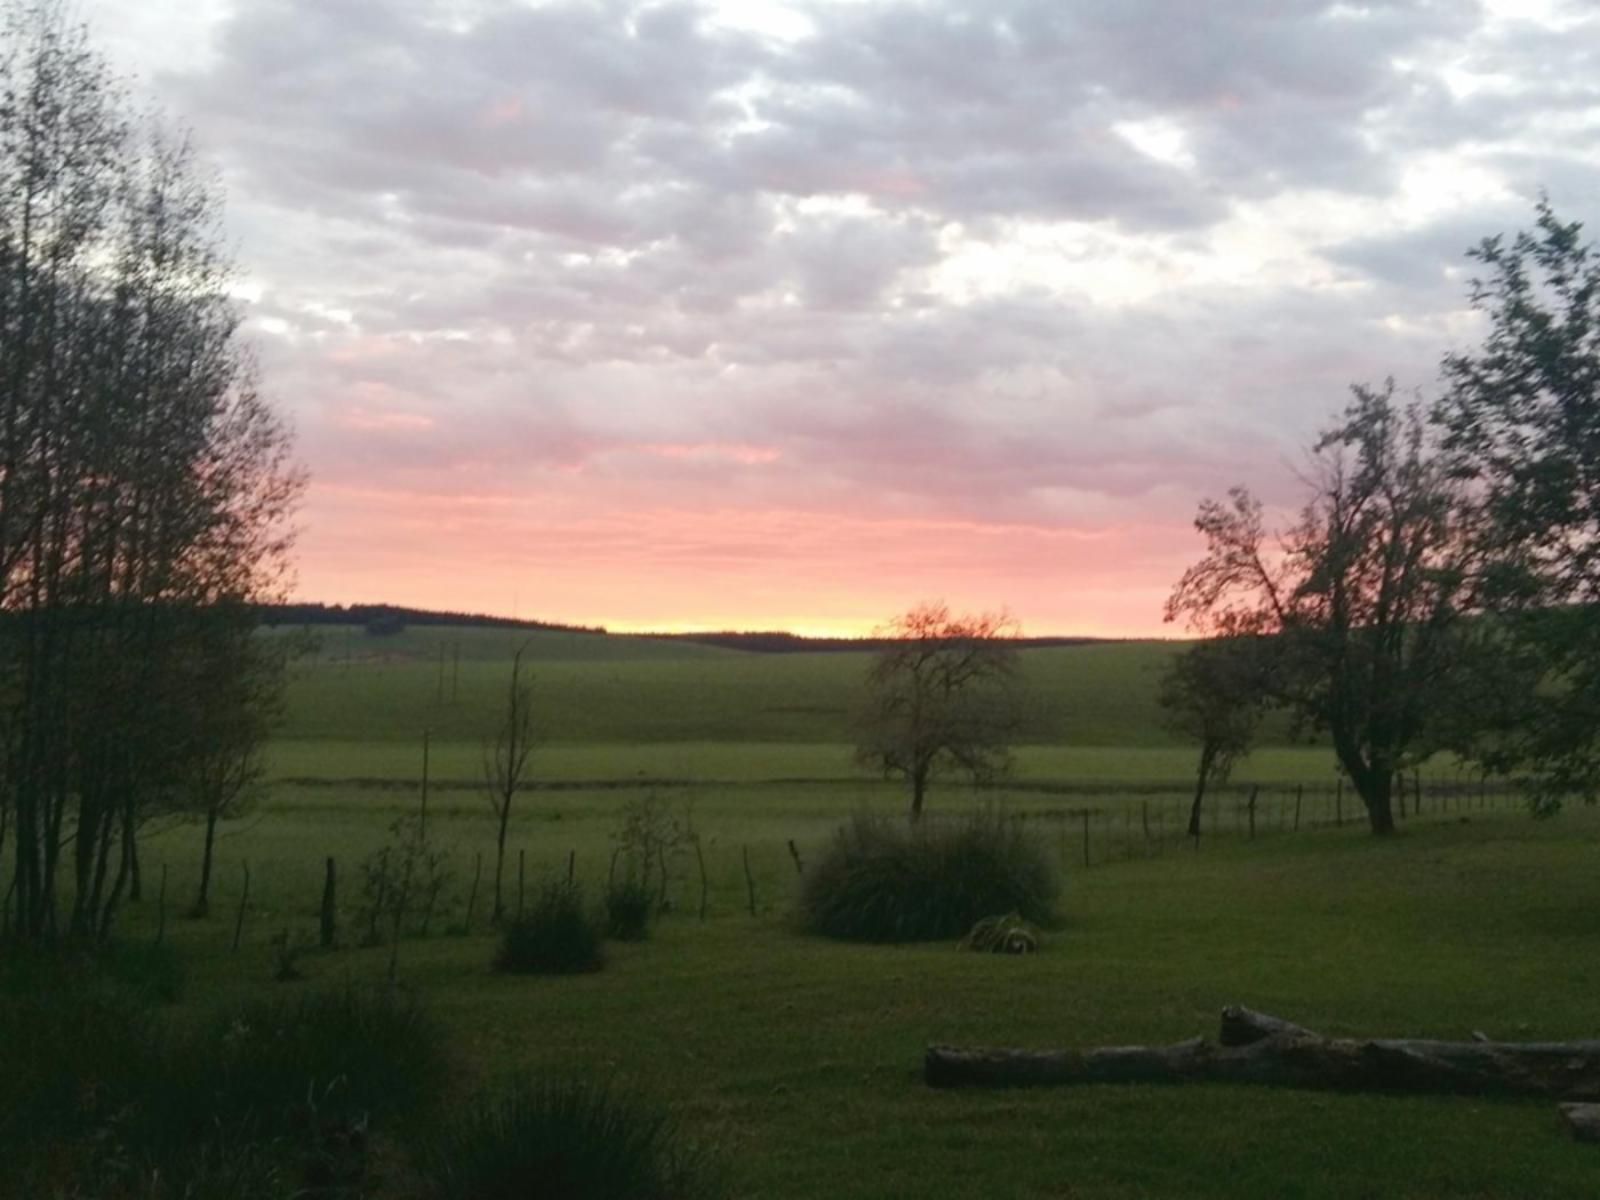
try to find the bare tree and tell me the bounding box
[484,643,535,923]
[855,602,1023,820]
[1158,637,1268,840]
[1167,385,1475,835]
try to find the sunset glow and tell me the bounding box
[86,0,1600,636]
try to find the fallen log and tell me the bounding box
[926,1008,1600,1100]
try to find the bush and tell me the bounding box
[797,810,1060,943]
[0,973,448,1198]
[604,875,655,941]
[423,1077,724,1200]
[495,882,604,974]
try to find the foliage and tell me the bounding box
[605,874,656,941]
[357,812,451,948]
[1167,386,1477,834]
[494,881,605,974]
[1437,200,1600,811]
[608,790,692,912]
[855,602,1024,819]
[959,911,1042,954]
[0,959,444,1197]
[1159,637,1270,837]
[797,809,1059,943]
[421,1076,725,1200]
[0,1,301,943]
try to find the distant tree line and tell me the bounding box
[1165,200,1600,835]
[259,601,606,637]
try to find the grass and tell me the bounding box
[116,806,1600,1198]
[38,625,1599,1197]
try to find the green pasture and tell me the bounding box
[86,623,1600,1196]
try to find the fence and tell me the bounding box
[994,773,1533,868]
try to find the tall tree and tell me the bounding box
[1436,200,1600,810]
[1158,637,1267,840]
[483,643,535,924]
[855,602,1023,821]
[1168,386,1475,835]
[0,1,300,942]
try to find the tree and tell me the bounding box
[1436,200,1600,810]
[0,2,300,942]
[1158,637,1267,840]
[855,602,1023,820]
[483,643,535,923]
[1167,386,1476,835]
[180,610,291,918]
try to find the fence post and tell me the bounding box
[155,864,168,946]
[1247,785,1258,840]
[231,860,250,952]
[319,856,337,948]
[742,845,757,917]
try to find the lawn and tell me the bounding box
[63,625,1600,1196]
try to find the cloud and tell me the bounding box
[78,0,1600,632]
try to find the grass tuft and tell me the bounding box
[495,881,605,974]
[604,874,656,941]
[797,809,1060,943]
[423,1076,725,1200]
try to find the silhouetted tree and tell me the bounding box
[1437,200,1600,811]
[855,602,1023,820]
[1158,637,1268,839]
[484,644,535,923]
[0,2,300,942]
[1168,386,1476,835]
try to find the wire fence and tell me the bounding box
[994,774,1534,867]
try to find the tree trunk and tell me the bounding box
[925,1008,1600,1099]
[493,799,510,924]
[1186,744,1214,840]
[910,768,928,822]
[193,805,219,917]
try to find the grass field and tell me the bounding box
[102,625,1600,1196]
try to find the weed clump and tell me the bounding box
[494,881,604,974]
[797,810,1060,943]
[423,1077,724,1200]
[604,875,656,941]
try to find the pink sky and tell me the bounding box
[89,0,1599,636]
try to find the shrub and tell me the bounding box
[605,875,655,941]
[495,881,604,974]
[423,1077,725,1200]
[797,809,1060,943]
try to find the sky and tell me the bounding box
[82,0,1600,637]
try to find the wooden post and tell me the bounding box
[693,836,709,921]
[155,864,168,945]
[420,729,431,836]
[517,849,526,919]
[464,851,481,932]
[319,856,337,948]
[231,860,250,952]
[1081,810,1091,868]
[1247,785,1258,840]
[742,845,757,917]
